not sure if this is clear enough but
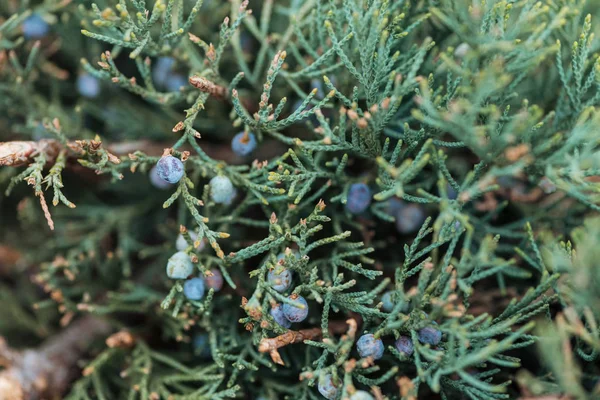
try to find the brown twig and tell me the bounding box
[0,316,111,400]
[188,76,228,100]
[258,319,356,365]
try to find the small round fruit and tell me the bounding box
[269,304,291,329]
[176,231,205,252]
[317,374,339,400]
[22,14,49,39]
[346,183,371,214]
[267,267,292,292]
[418,325,442,346]
[394,336,414,357]
[231,131,257,156]
[209,176,235,204]
[282,295,308,323]
[356,333,384,360]
[150,166,173,190]
[156,155,185,184]
[350,391,374,400]
[183,277,205,300]
[166,251,194,279]
[395,203,426,234]
[204,268,223,292]
[77,73,100,98]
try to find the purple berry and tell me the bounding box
[395,203,426,234]
[204,268,223,292]
[394,336,414,357]
[282,295,308,323]
[231,131,257,156]
[22,14,49,39]
[77,73,100,98]
[176,231,205,252]
[350,391,374,400]
[156,155,185,184]
[166,251,194,279]
[269,304,291,329]
[386,197,405,216]
[150,166,173,190]
[346,183,371,214]
[356,333,384,360]
[267,267,292,292]
[209,176,235,204]
[183,277,205,300]
[317,374,339,400]
[418,325,442,346]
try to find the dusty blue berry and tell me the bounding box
[204,268,223,292]
[394,336,414,357]
[165,74,187,91]
[267,267,292,292]
[193,333,211,358]
[446,184,458,200]
[22,14,49,39]
[176,231,205,252]
[350,391,374,400]
[282,295,308,323]
[346,183,371,214]
[231,131,257,156]
[381,291,409,313]
[166,251,194,279]
[150,166,173,190]
[183,277,205,300]
[317,374,339,400]
[395,203,426,234]
[153,57,175,87]
[156,155,185,184]
[209,176,235,204]
[269,304,291,329]
[356,333,384,360]
[77,73,100,98]
[418,325,442,346]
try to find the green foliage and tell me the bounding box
[1,0,600,399]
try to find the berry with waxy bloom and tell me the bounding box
[350,391,375,400]
[395,203,426,234]
[346,183,371,214]
[156,155,185,184]
[267,266,292,292]
[282,294,308,323]
[209,176,235,204]
[231,131,257,156]
[317,374,339,400]
[22,14,49,39]
[394,336,414,357]
[183,277,205,301]
[204,268,223,292]
[269,304,291,329]
[356,333,384,360]
[166,251,194,279]
[418,325,442,346]
[150,166,173,190]
[77,73,100,98]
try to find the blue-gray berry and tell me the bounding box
[209,176,236,204]
[183,277,205,301]
[269,304,291,329]
[166,251,194,279]
[381,291,409,313]
[204,268,223,292]
[282,295,308,323]
[267,267,292,292]
[176,231,205,252]
[346,183,371,214]
[417,325,442,346]
[153,57,175,87]
[356,333,384,360]
[150,166,173,190]
[350,391,374,400]
[317,374,339,400]
[22,14,49,39]
[165,74,187,92]
[193,333,211,358]
[395,203,426,234]
[231,131,257,156]
[77,73,100,98]
[156,155,185,184]
[394,336,414,357]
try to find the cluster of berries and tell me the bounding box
[267,252,309,328]
[166,232,223,301]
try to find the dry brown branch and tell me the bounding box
[0,316,111,400]
[258,319,356,365]
[188,76,228,100]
